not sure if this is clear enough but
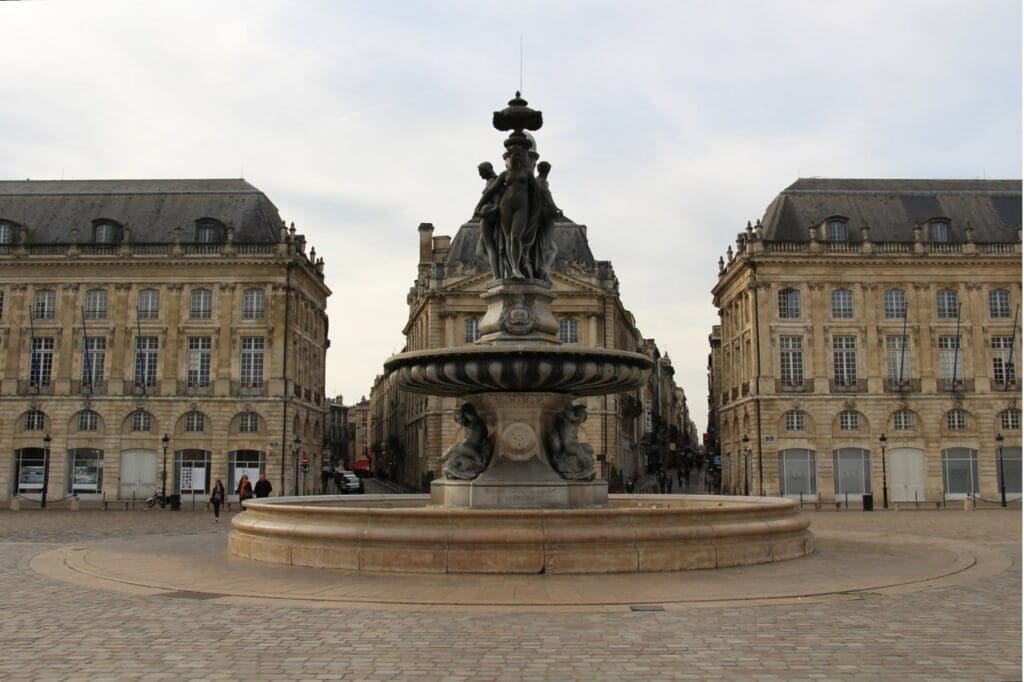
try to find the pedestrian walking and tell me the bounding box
[254,473,273,498]
[209,479,225,522]
[237,474,253,507]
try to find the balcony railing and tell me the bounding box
[830,378,866,393]
[938,378,975,393]
[993,379,1020,391]
[177,380,212,396]
[71,380,107,395]
[232,381,267,396]
[131,382,156,396]
[884,378,921,394]
[17,380,53,395]
[775,378,807,393]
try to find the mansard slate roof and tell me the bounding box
[446,218,596,270]
[0,179,283,243]
[760,178,1021,243]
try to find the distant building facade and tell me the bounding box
[711,179,1021,504]
[0,179,329,504]
[370,218,697,491]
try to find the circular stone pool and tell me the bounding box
[229,494,813,574]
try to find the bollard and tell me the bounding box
[69,496,80,511]
[963,496,975,511]
[10,497,20,511]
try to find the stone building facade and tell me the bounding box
[711,178,1021,505]
[0,179,329,504]
[370,218,697,491]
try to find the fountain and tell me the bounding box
[229,94,812,573]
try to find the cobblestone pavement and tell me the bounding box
[0,508,1019,681]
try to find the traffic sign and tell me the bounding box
[301,456,309,465]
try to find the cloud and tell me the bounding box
[1,0,1019,421]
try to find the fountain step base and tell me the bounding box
[431,478,608,509]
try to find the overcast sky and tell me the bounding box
[2,0,1020,429]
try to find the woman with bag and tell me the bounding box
[210,479,226,522]
[236,475,253,509]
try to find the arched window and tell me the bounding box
[936,289,959,319]
[831,289,854,319]
[242,288,265,320]
[190,288,212,319]
[78,410,98,431]
[1000,409,1021,431]
[239,412,259,433]
[989,289,1011,318]
[137,288,160,319]
[94,222,119,244]
[784,410,806,431]
[185,411,206,432]
[195,219,224,243]
[25,410,46,431]
[893,410,915,431]
[839,410,860,431]
[778,288,800,318]
[946,409,967,430]
[131,410,152,432]
[884,289,907,319]
[84,289,108,319]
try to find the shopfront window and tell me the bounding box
[68,448,103,494]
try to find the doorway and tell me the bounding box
[119,449,156,500]
[888,448,925,502]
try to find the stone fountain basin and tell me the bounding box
[383,345,654,397]
[229,494,813,574]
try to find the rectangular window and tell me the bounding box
[137,289,159,319]
[242,289,265,320]
[69,449,103,493]
[779,449,816,496]
[1002,410,1021,430]
[190,289,212,319]
[990,290,1011,318]
[937,336,962,380]
[778,289,800,318]
[936,290,959,319]
[84,290,108,319]
[78,411,98,431]
[25,411,45,431]
[831,289,853,319]
[33,290,55,319]
[827,220,847,241]
[187,336,212,387]
[931,222,950,242]
[779,336,804,384]
[241,336,265,387]
[992,336,1016,385]
[134,336,159,389]
[884,289,907,319]
[942,448,978,497]
[839,411,860,431]
[30,337,54,387]
[885,336,910,380]
[81,336,106,385]
[833,448,871,496]
[947,409,967,430]
[832,336,857,384]
[464,318,480,344]
[239,412,259,433]
[0,290,6,319]
[785,411,805,431]
[559,319,580,344]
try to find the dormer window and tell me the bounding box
[827,219,847,242]
[0,221,16,245]
[94,222,117,244]
[930,221,950,242]
[195,219,224,244]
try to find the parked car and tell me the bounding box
[341,473,364,494]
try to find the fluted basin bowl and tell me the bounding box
[383,345,653,397]
[229,494,813,574]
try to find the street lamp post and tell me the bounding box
[996,433,1006,508]
[41,433,51,508]
[879,433,888,510]
[161,434,170,502]
[741,434,751,496]
[293,435,302,496]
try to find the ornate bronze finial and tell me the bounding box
[493,91,543,150]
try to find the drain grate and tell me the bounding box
[158,590,221,600]
[629,604,665,612]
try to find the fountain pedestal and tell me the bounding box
[430,392,608,509]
